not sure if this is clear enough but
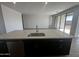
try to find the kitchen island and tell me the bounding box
[0,29,73,57]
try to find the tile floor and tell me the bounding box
[66,37,79,57]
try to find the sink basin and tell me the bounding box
[28,33,45,37]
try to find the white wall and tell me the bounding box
[0,5,6,33]
[23,14,49,28]
[1,5,23,33]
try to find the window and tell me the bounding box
[64,13,73,34]
[56,13,73,34]
[59,14,66,32]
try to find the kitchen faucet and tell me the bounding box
[36,25,39,32]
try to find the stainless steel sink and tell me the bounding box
[28,33,45,37]
[28,25,45,37]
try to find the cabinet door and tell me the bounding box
[7,40,25,57]
[0,40,9,57]
[23,39,61,56]
[23,39,72,57]
[58,39,72,55]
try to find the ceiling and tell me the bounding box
[1,2,79,15]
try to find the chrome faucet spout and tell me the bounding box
[36,25,39,32]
